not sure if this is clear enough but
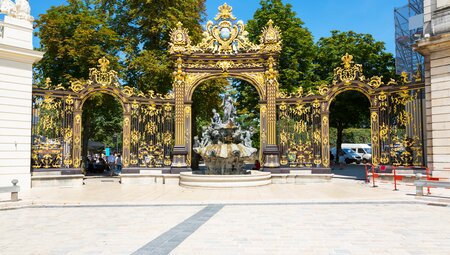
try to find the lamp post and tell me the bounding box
[113,133,118,153]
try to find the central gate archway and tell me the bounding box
[169,3,283,172]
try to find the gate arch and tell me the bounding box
[31,57,175,175]
[168,4,283,172]
[325,81,375,111]
[186,73,265,102]
[276,53,426,170]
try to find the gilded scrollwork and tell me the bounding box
[259,19,282,54]
[89,57,118,87]
[333,53,363,85]
[169,4,281,56]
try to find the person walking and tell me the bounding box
[114,154,122,176]
[108,153,115,176]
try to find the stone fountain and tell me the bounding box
[180,94,271,188]
[193,93,257,175]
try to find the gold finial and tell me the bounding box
[400,71,410,83]
[342,53,353,69]
[176,22,183,28]
[215,3,236,20]
[98,57,110,72]
[413,65,422,82]
[267,19,274,26]
[44,77,52,89]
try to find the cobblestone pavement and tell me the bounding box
[1,180,450,255]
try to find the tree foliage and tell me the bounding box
[246,0,316,92]
[191,79,227,138]
[316,31,396,160]
[315,30,396,84]
[34,0,121,86]
[82,93,123,156]
[100,0,206,93]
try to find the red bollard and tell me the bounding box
[426,167,431,195]
[393,166,398,191]
[371,165,378,187]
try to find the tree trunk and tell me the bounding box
[82,114,91,167]
[336,123,344,164]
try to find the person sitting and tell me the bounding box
[252,160,261,170]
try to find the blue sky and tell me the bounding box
[29,0,407,53]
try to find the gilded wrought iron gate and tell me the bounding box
[276,54,426,169]
[32,4,427,174]
[31,57,175,173]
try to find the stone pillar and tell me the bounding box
[0,8,43,194]
[370,108,380,166]
[414,1,450,178]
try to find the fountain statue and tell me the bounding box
[193,94,257,175]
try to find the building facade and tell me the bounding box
[415,0,450,178]
[0,1,43,195]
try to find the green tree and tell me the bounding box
[191,79,227,138]
[329,91,370,162]
[82,93,123,159]
[34,0,121,86]
[35,0,209,155]
[246,0,316,92]
[315,31,396,161]
[100,0,207,93]
[315,30,396,84]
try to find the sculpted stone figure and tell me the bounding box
[0,0,16,15]
[211,108,221,125]
[0,0,33,22]
[194,94,257,175]
[16,0,31,19]
[193,136,200,148]
[243,128,254,147]
[222,93,236,123]
[200,127,211,147]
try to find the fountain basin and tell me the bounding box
[179,171,271,188]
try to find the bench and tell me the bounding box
[0,179,20,201]
[414,175,450,196]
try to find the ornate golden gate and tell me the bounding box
[276,54,425,171]
[31,4,426,175]
[31,57,175,174]
[168,3,283,172]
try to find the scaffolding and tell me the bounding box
[395,0,424,76]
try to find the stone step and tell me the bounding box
[83,177,121,185]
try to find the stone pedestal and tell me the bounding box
[262,144,281,172]
[170,146,191,173]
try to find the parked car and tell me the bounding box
[341,143,372,163]
[331,148,362,164]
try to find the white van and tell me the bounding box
[330,147,362,164]
[341,143,372,163]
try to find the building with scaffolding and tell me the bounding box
[395,0,424,76]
